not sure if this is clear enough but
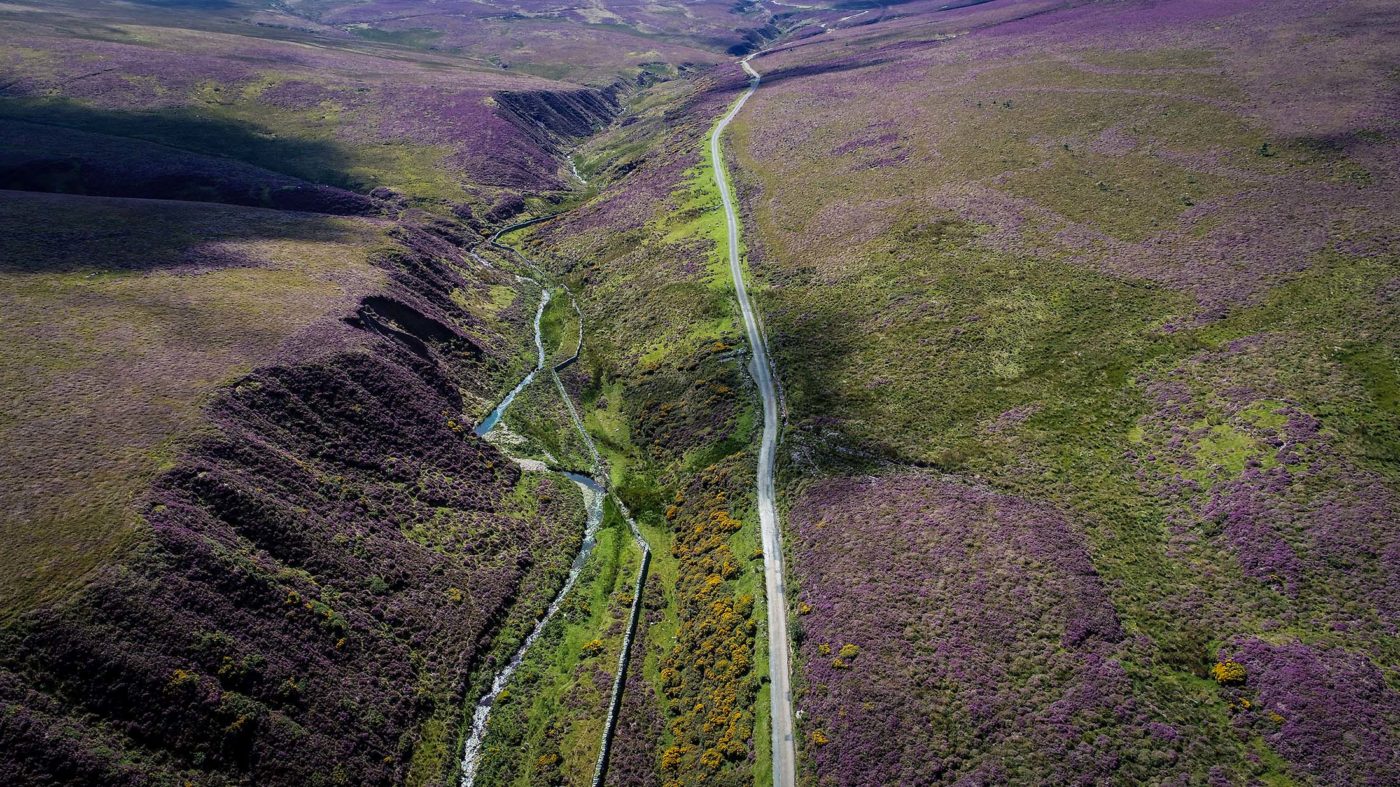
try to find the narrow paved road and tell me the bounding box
[710,56,798,787]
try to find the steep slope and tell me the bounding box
[0,191,592,784]
[0,0,687,783]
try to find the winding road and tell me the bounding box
[711,56,798,787]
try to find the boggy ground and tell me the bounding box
[727,0,1399,783]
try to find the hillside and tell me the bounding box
[518,0,1400,783]
[728,0,1400,783]
[0,194,591,784]
[0,0,761,783]
[2,0,1397,785]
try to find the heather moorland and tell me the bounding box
[723,0,1399,783]
[0,0,746,781]
[2,0,1397,785]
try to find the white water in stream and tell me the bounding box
[569,154,588,186]
[459,261,618,778]
[458,472,603,786]
[459,280,602,786]
[461,190,652,785]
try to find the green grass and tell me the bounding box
[1004,149,1236,242]
[479,269,592,469]
[500,373,594,470]
[409,472,588,787]
[722,32,1400,782]
[540,286,582,364]
[347,25,445,49]
[473,228,688,780]
[473,494,645,785]
[581,376,684,719]
[1197,252,1400,468]
[560,312,764,785]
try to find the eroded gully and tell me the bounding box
[463,56,794,783]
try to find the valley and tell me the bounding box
[2,0,1397,785]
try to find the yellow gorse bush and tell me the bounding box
[658,464,759,785]
[1212,660,1247,685]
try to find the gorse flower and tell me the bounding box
[1212,660,1247,685]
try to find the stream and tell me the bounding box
[459,277,600,786]
[460,216,652,787]
[458,471,604,786]
[466,47,791,787]
[474,281,549,437]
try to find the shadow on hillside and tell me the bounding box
[701,56,895,98]
[759,271,866,443]
[0,95,386,272]
[755,57,894,87]
[0,188,372,273]
[0,103,385,217]
[0,98,367,195]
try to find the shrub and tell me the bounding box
[1212,660,1247,685]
